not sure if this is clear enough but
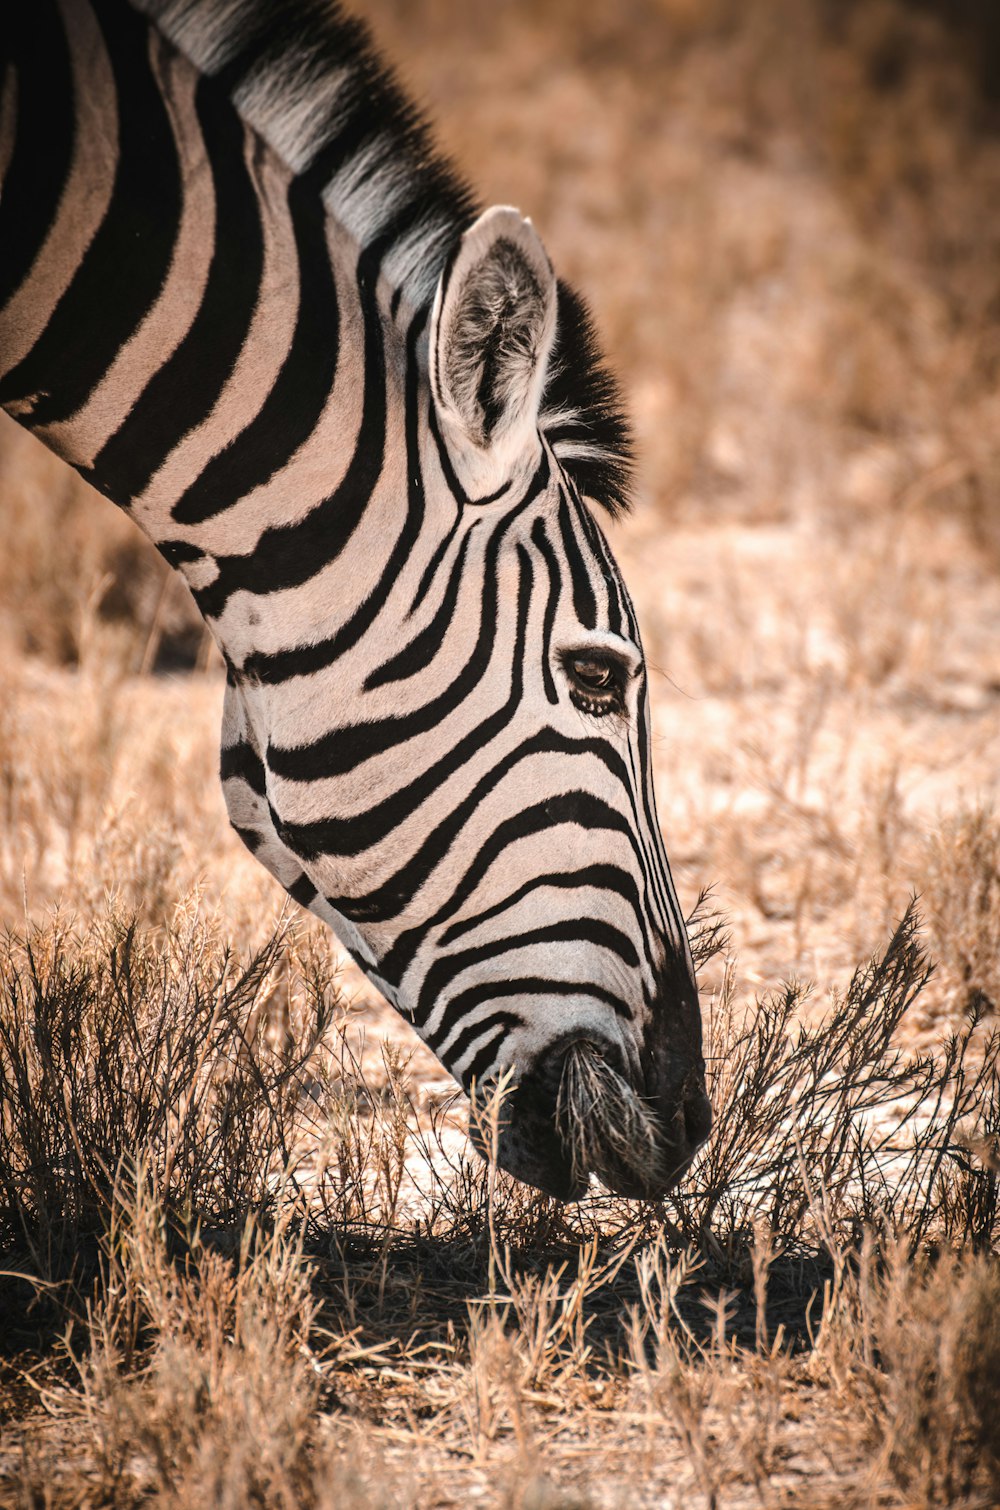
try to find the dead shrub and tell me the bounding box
[77,1184,322,1510]
[675,904,1000,1255]
[0,903,339,1282]
[13,1174,396,1510]
[922,805,1000,1020]
[873,1250,1000,1506]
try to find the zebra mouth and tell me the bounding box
[468,1037,709,1201]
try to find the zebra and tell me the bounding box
[0,0,711,1200]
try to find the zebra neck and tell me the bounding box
[0,0,429,585]
[133,0,474,319]
[137,0,635,520]
[0,0,633,602]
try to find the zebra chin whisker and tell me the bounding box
[555,1039,667,1193]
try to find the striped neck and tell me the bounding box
[0,0,633,562]
[134,0,475,320]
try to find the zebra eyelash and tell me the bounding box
[572,694,619,718]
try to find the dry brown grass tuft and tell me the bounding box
[871,1248,1000,1507]
[922,806,1000,1021]
[67,1194,324,1509]
[14,1181,399,1509]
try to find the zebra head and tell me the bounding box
[418,209,709,1198]
[247,206,710,1201]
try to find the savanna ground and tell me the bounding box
[2,1,1000,1505]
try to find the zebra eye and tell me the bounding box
[573,659,612,689]
[564,654,626,717]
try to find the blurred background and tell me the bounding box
[2,0,999,1046]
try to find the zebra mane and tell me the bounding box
[136,0,633,516]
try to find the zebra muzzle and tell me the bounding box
[469,1037,708,1201]
[554,1039,678,1199]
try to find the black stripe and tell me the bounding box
[406,489,463,619]
[239,305,428,683]
[462,1023,519,1087]
[0,0,182,425]
[0,1,76,316]
[364,530,473,689]
[87,68,265,503]
[417,919,640,1025]
[158,538,206,569]
[611,674,673,953]
[631,678,660,892]
[192,230,394,620]
[231,825,263,855]
[220,738,267,796]
[556,488,597,631]
[624,688,676,955]
[469,479,512,506]
[428,977,630,1049]
[288,873,318,908]
[169,154,341,525]
[263,463,546,779]
[444,1012,521,1076]
[530,516,560,704]
[576,492,625,634]
[620,579,640,641]
[635,674,685,945]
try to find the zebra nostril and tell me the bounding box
[683,1087,713,1151]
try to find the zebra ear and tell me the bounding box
[429,206,557,492]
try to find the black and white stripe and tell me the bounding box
[0,0,708,1198]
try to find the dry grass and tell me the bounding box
[0,419,205,674]
[3,0,1000,1503]
[0,901,997,1506]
